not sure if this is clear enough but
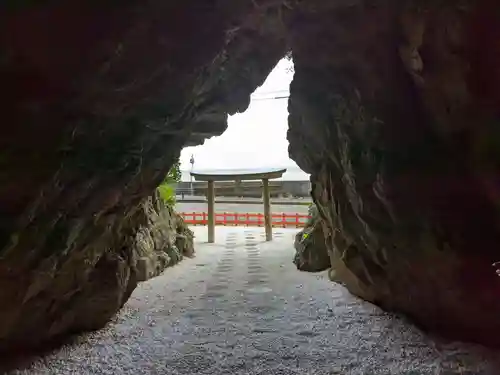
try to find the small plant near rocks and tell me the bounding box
[158,159,181,207]
[293,203,330,272]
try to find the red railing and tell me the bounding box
[179,212,311,228]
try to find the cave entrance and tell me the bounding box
[177,57,311,236]
[180,57,295,175]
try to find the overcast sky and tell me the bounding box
[179,58,299,173]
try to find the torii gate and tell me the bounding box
[190,168,287,243]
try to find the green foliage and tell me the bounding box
[164,160,181,184]
[157,159,181,207]
[157,183,176,207]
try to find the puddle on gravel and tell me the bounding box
[247,264,263,269]
[252,327,278,333]
[215,266,233,271]
[205,284,229,292]
[249,305,276,314]
[247,280,268,286]
[247,286,273,294]
[247,271,266,277]
[296,330,321,337]
[204,292,226,298]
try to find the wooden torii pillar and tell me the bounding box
[207,180,215,243]
[262,178,272,241]
[191,168,287,244]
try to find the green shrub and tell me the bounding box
[157,183,176,206]
[157,159,181,207]
[165,160,181,184]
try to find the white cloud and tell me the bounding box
[180,58,300,173]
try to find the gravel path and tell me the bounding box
[8,227,500,374]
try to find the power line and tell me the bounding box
[251,89,289,97]
[251,95,289,101]
[252,89,289,95]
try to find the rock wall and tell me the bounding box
[0,190,192,352]
[2,0,500,349]
[293,204,330,273]
[133,193,194,283]
[287,1,500,345]
[0,1,287,351]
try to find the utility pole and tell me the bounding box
[189,154,195,196]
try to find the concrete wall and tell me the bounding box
[176,180,311,198]
[281,181,311,197]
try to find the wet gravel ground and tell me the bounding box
[8,227,500,375]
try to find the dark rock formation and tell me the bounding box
[293,204,330,272]
[134,193,194,283]
[287,1,500,346]
[0,1,287,352]
[2,0,500,349]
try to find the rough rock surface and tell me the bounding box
[293,204,330,272]
[287,1,500,346]
[134,192,194,282]
[0,187,192,352]
[2,0,500,349]
[0,1,286,352]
